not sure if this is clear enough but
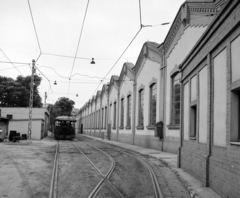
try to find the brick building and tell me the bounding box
[179,0,240,197]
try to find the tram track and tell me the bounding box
[49,140,59,198]
[49,139,123,198]
[77,135,164,198]
[74,142,124,198]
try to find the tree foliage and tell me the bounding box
[54,97,75,116]
[47,97,75,132]
[0,75,42,107]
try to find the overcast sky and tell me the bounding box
[0,0,185,109]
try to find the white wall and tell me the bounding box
[0,108,48,119]
[213,49,227,147]
[119,75,133,135]
[109,87,118,134]
[183,82,189,140]
[9,120,42,140]
[136,59,160,136]
[101,93,108,131]
[231,35,240,83]
[199,66,208,144]
[191,75,197,102]
[166,26,207,138]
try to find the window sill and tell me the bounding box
[146,125,155,130]
[119,126,124,130]
[190,137,196,140]
[230,142,240,146]
[125,126,131,130]
[167,124,180,130]
[112,127,116,130]
[136,125,144,130]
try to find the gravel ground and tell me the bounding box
[57,141,102,198]
[75,140,112,175]
[0,136,191,198]
[0,140,56,198]
[78,138,156,198]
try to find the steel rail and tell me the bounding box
[78,135,164,198]
[73,141,123,198]
[79,141,124,198]
[49,141,59,198]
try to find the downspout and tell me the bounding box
[132,72,137,145]
[107,92,110,140]
[94,101,97,137]
[205,53,212,187]
[162,48,167,152]
[178,67,183,168]
[116,86,120,142]
[99,99,102,138]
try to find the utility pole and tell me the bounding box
[28,59,35,140]
[44,92,47,107]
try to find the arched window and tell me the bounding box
[138,89,144,126]
[120,98,124,128]
[150,83,157,125]
[171,73,181,125]
[127,95,131,127]
[113,102,117,128]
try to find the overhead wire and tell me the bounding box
[68,0,91,96]
[35,53,42,63]
[35,66,53,94]
[51,80,103,84]
[139,0,142,28]
[92,0,143,95]
[37,65,110,80]
[71,73,110,80]
[0,64,30,71]
[27,0,42,54]
[0,48,23,75]
[0,60,30,65]
[42,53,91,60]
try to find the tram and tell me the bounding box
[54,116,76,140]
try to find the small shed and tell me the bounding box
[0,108,49,140]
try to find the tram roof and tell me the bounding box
[55,116,76,122]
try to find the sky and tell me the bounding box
[0,0,185,110]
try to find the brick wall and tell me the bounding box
[181,141,208,184]
[209,146,240,198]
[180,1,240,197]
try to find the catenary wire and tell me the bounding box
[92,0,143,95]
[139,0,142,28]
[0,64,30,71]
[27,0,42,53]
[51,80,102,84]
[35,66,53,93]
[42,53,91,60]
[68,0,91,96]
[0,60,30,65]
[92,28,142,95]
[38,65,110,80]
[35,53,42,63]
[0,48,23,75]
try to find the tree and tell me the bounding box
[47,104,61,132]
[47,97,75,132]
[54,97,75,116]
[0,75,42,107]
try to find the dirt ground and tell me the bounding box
[0,136,190,198]
[0,138,56,198]
[57,141,102,198]
[78,138,156,198]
